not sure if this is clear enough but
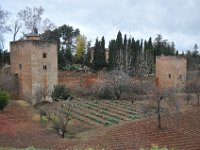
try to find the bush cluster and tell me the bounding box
[0,91,10,112]
[51,85,71,101]
[97,85,114,99]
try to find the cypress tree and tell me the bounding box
[144,40,148,63]
[123,34,128,72]
[169,42,175,56]
[154,34,163,56]
[108,40,116,69]
[85,41,91,67]
[93,37,106,70]
[147,37,153,56]
[100,36,106,66]
[127,38,132,70]
[116,31,123,69]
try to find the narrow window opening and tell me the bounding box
[43,65,47,70]
[43,53,47,58]
[168,74,171,79]
[19,64,22,70]
[179,74,182,80]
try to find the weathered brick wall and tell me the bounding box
[10,37,58,104]
[31,41,58,104]
[10,41,32,101]
[156,56,187,90]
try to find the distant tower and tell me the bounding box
[10,34,58,104]
[156,56,187,90]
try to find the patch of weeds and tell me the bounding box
[40,116,48,126]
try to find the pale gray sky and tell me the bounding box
[1,0,200,52]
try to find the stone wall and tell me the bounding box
[31,41,57,104]
[10,41,32,100]
[156,56,187,90]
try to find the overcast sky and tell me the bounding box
[1,0,200,52]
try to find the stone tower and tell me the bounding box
[156,56,187,90]
[10,35,58,104]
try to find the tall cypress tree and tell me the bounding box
[123,34,128,72]
[100,36,106,66]
[127,38,132,70]
[108,39,116,69]
[144,40,148,63]
[85,41,91,67]
[131,38,136,69]
[154,34,162,57]
[115,31,123,69]
[147,37,153,55]
[93,37,106,70]
[169,42,175,56]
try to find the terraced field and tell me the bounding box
[71,99,157,128]
[99,106,200,150]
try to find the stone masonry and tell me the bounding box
[10,35,58,104]
[156,56,187,90]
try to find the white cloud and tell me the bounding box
[1,0,200,52]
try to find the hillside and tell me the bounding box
[0,100,200,150]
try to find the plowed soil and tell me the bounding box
[1,100,200,150]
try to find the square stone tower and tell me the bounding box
[156,56,187,90]
[10,35,58,104]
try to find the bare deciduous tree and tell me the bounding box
[17,6,44,34]
[184,93,192,105]
[52,100,74,138]
[17,6,56,35]
[11,19,21,41]
[97,70,132,99]
[41,18,56,33]
[186,77,200,105]
[143,80,178,129]
[0,6,10,49]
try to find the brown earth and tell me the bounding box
[100,105,200,150]
[1,100,200,150]
[58,71,98,89]
[1,71,200,150]
[0,100,89,150]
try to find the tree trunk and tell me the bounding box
[13,34,16,41]
[198,94,200,105]
[114,88,120,100]
[116,92,120,100]
[62,132,65,138]
[157,101,161,130]
[62,127,66,138]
